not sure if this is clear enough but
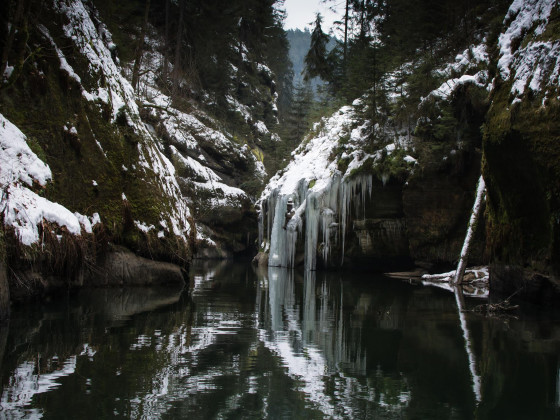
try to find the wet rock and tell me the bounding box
[252,251,269,266]
[89,246,185,286]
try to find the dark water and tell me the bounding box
[0,261,559,419]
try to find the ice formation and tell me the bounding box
[259,104,378,270]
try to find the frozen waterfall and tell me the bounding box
[260,174,373,270]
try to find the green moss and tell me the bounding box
[0,21,192,265]
[337,156,352,174]
[251,147,264,162]
[348,156,375,179]
[482,72,559,268]
[373,148,411,183]
[25,135,48,163]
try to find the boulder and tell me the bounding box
[88,246,186,286]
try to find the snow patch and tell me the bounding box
[497,0,559,100]
[0,113,51,187]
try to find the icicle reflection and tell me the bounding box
[1,262,558,419]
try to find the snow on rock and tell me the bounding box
[137,141,192,238]
[0,113,95,245]
[170,146,248,208]
[429,72,489,101]
[226,95,252,122]
[259,88,420,270]
[52,0,139,122]
[254,120,269,136]
[425,43,491,102]
[497,0,560,99]
[0,113,51,187]
[38,25,84,88]
[137,43,260,182]
[259,104,383,270]
[2,65,14,83]
[45,1,192,240]
[2,182,83,246]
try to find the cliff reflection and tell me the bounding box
[0,262,558,419]
[256,267,409,418]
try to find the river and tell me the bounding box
[0,260,558,419]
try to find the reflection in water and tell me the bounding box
[0,261,558,419]
[259,268,375,417]
[453,287,482,403]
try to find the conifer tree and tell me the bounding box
[285,81,313,147]
[303,14,331,82]
[131,0,151,92]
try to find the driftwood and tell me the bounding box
[469,290,520,315]
[454,175,486,284]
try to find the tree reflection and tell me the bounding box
[0,262,558,419]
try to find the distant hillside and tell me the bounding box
[286,29,335,95]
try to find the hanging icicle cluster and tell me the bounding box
[260,173,373,270]
[257,100,412,271]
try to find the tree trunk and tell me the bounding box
[0,0,25,80]
[0,0,11,76]
[343,0,349,73]
[162,0,170,82]
[454,175,486,284]
[131,0,151,92]
[172,0,185,98]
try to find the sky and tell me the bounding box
[282,0,341,34]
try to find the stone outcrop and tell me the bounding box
[7,246,186,303]
[0,262,10,320]
[86,246,186,287]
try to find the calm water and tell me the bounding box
[0,261,559,419]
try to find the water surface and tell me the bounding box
[0,261,558,419]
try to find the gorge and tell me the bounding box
[0,0,559,416]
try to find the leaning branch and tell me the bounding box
[454,175,486,284]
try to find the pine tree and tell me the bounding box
[131,0,151,92]
[285,81,313,147]
[303,14,331,82]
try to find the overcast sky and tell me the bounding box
[282,0,341,34]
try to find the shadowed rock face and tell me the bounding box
[0,262,9,320]
[333,182,412,271]
[87,246,186,287]
[7,246,186,302]
[403,155,484,268]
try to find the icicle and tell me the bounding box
[266,190,278,248]
[268,194,290,267]
[339,174,373,265]
[321,208,335,264]
[264,173,375,271]
[258,206,264,248]
[305,192,321,271]
[454,175,486,284]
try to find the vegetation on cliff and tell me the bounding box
[258,0,559,298]
[0,0,292,297]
